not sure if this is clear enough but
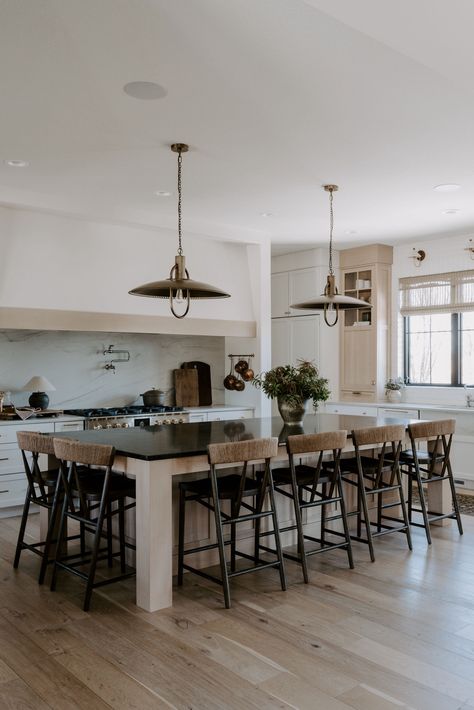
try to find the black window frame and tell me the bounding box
[403,313,465,387]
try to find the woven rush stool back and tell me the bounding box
[409,418,455,441]
[208,437,278,465]
[287,430,347,455]
[17,430,55,456]
[53,439,115,468]
[351,424,405,448]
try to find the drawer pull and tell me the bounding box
[0,490,8,494]
[0,457,9,462]
[352,391,362,395]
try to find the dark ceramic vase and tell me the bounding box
[277,397,308,425]
[29,392,49,410]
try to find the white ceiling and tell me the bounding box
[1,0,474,254]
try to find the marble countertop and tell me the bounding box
[0,413,85,426]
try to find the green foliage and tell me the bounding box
[252,360,330,408]
[385,377,403,391]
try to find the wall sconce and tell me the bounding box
[464,238,474,261]
[409,249,426,268]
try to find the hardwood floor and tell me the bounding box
[1,514,474,709]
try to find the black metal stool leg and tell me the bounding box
[268,482,287,592]
[118,498,126,573]
[358,472,376,562]
[337,475,354,569]
[230,501,237,573]
[447,460,464,535]
[414,470,432,544]
[84,497,108,612]
[211,483,231,609]
[177,485,186,586]
[13,488,31,569]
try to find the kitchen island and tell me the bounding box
[53,413,419,612]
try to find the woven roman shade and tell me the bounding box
[400,270,474,316]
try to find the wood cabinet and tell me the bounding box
[271,268,319,317]
[339,244,392,402]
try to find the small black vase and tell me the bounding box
[29,392,49,410]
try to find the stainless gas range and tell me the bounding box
[64,406,189,430]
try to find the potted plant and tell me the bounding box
[252,360,330,424]
[385,377,404,403]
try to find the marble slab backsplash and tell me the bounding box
[0,330,225,409]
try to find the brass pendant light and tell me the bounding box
[290,184,371,326]
[129,143,230,318]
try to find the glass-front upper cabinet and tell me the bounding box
[343,269,372,327]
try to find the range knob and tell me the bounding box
[106,423,113,429]
[94,424,103,430]
[121,422,130,428]
[163,418,170,425]
[178,417,185,423]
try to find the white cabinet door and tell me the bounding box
[271,273,290,318]
[272,319,291,367]
[272,316,320,368]
[325,403,377,416]
[289,268,318,315]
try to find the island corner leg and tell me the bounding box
[132,458,173,612]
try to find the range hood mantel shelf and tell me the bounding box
[0,307,256,338]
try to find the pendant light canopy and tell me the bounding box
[129,143,230,318]
[290,184,371,326]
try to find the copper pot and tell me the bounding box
[235,360,248,374]
[234,379,245,391]
[224,357,237,390]
[241,368,254,381]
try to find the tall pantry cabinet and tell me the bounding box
[271,249,340,403]
[339,244,392,402]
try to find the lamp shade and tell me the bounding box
[22,375,56,392]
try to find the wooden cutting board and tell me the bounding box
[181,361,212,406]
[174,368,199,407]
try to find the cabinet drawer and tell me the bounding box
[0,444,27,475]
[55,420,84,432]
[0,475,28,507]
[208,410,253,421]
[378,408,419,420]
[0,421,54,444]
[326,403,377,417]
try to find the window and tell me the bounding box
[401,270,474,386]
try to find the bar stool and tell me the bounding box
[50,438,136,611]
[401,419,463,544]
[177,437,286,609]
[338,424,412,561]
[264,430,353,583]
[14,431,84,581]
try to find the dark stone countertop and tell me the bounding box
[52,413,417,461]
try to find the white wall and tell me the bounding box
[392,232,473,405]
[0,330,225,408]
[0,205,254,322]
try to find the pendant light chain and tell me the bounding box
[328,187,334,276]
[177,148,183,256]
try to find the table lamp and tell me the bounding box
[22,375,56,410]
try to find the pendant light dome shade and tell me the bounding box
[290,185,371,326]
[129,143,230,318]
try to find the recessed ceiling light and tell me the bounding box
[434,183,460,192]
[260,212,273,217]
[4,159,29,167]
[443,209,460,215]
[344,230,358,235]
[154,190,171,197]
[123,81,167,100]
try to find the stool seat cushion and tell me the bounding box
[71,471,135,501]
[272,464,333,486]
[180,474,262,500]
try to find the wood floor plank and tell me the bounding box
[2,514,474,709]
